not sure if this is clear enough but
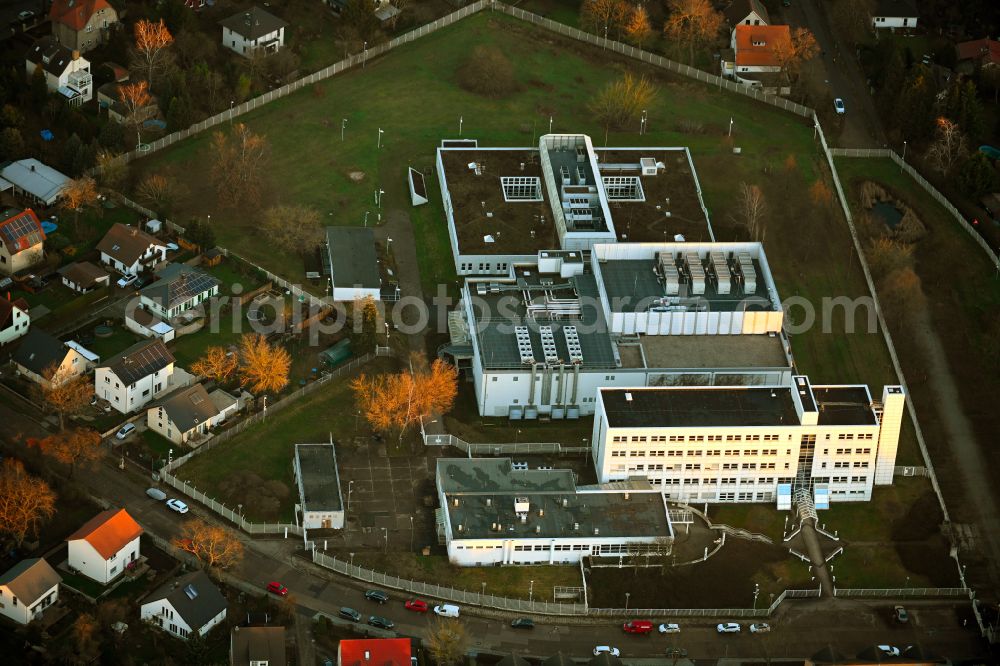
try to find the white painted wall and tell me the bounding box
[67,536,140,584]
[332,285,381,303]
[100,243,166,276]
[0,305,29,345]
[872,16,917,29]
[96,364,174,414]
[0,581,58,625]
[140,599,226,640]
[222,25,285,58]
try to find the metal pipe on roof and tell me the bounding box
[557,363,566,406]
[528,361,537,406]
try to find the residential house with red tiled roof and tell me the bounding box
[721,24,791,88]
[0,207,46,276]
[0,296,30,346]
[66,509,143,584]
[49,0,119,53]
[956,38,1000,72]
[724,0,770,47]
[338,639,412,666]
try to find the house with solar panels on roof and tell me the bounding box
[138,264,220,320]
[95,338,175,414]
[140,570,227,640]
[0,207,46,275]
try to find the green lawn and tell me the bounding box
[40,287,114,332]
[707,504,791,542]
[175,356,398,521]
[86,327,143,360]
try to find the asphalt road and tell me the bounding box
[791,0,887,148]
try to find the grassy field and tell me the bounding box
[176,356,399,521]
[707,504,791,542]
[835,157,1000,523]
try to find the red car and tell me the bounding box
[266,582,289,597]
[623,620,654,634]
[404,599,428,612]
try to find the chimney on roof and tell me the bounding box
[364,651,371,661]
[30,164,36,172]
[72,50,80,61]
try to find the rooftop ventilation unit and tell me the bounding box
[711,251,731,295]
[515,326,535,365]
[576,146,587,163]
[539,326,559,364]
[563,326,584,364]
[514,497,530,515]
[576,165,587,186]
[686,252,706,295]
[640,157,658,176]
[738,252,757,293]
[560,165,571,186]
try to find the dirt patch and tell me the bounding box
[588,539,811,609]
[348,171,366,182]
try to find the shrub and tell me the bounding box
[457,46,517,98]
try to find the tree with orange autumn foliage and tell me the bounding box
[132,19,174,90]
[60,177,100,234]
[351,355,458,444]
[809,179,834,208]
[117,80,152,150]
[580,0,631,39]
[191,346,238,384]
[32,366,93,430]
[624,5,653,47]
[772,27,819,83]
[663,0,723,65]
[0,459,56,546]
[238,334,290,394]
[30,428,102,478]
[174,518,244,569]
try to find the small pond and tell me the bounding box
[871,201,904,229]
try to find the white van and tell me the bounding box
[433,604,460,618]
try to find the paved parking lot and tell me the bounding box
[337,441,442,552]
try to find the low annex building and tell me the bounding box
[125,306,175,342]
[591,377,906,505]
[436,458,673,567]
[0,160,69,206]
[0,558,61,625]
[293,443,344,529]
[58,261,110,293]
[66,508,143,584]
[325,226,382,302]
[141,570,227,640]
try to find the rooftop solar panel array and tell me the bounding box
[103,339,174,385]
[0,210,44,251]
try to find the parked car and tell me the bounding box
[117,273,138,288]
[404,599,428,612]
[665,648,688,658]
[339,607,361,622]
[750,622,770,633]
[145,488,167,501]
[877,645,901,657]
[623,620,654,634]
[115,423,136,440]
[893,605,908,623]
[434,604,460,618]
[717,623,741,633]
[593,647,620,657]
[834,98,846,114]
[659,623,680,633]
[364,589,389,604]
[369,615,394,630]
[166,242,180,252]
[17,10,35,21]
[266,582,288,597]
[165,499,189,514]
[511,618,534,629]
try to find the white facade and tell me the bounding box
[14,345,91,389]
[140,284,219,320]
[146,398,235,446]
[0,302,29,346]
[140,598,226,640]
[96,363,173,414]
[25,52,92,105]
[125,310,175,342]
[0,578,58,625]
[67,535,139,585]
[99,243,166,276]
[591,380,906,504]
[222,25,284,58]
[872,15,917,29]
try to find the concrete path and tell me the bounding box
[372,209,428,357]
[799,520,834,597]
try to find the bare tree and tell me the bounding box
[580,0,631,39]
[735,182,767,241]
[211,123,269,207]
[589,73,658,131]
[426,618,469,666]
[772,27,819,84]
[131,19,174,91]
[925,117,967,176]
[117,80,152,150]
[260,205,324,255]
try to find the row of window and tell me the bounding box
[609,447,786,457]
[610,432,874,443]
[830,461,869,469]
[460,262,509,272]
[834,447,873,455]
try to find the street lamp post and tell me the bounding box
[410,515,414,551]
[363,41,368,68]
[640,110,647,135]
[168,448,173,467]
[481,582,486,603]
[376,189,385,208]
[625,592,630,611]
[753,582,760,609]
[384,321,390,345]
[364,211,369,227]
[549,115,553,133]
[459,116,463,136]
[230,100,234,125]
[383,527,388,552]
[347,480,354,512]
[728,117,734,137]
[377,128,384,149]
[901,140,908,172]
[529,580,534,602]
[341,118,347,142]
